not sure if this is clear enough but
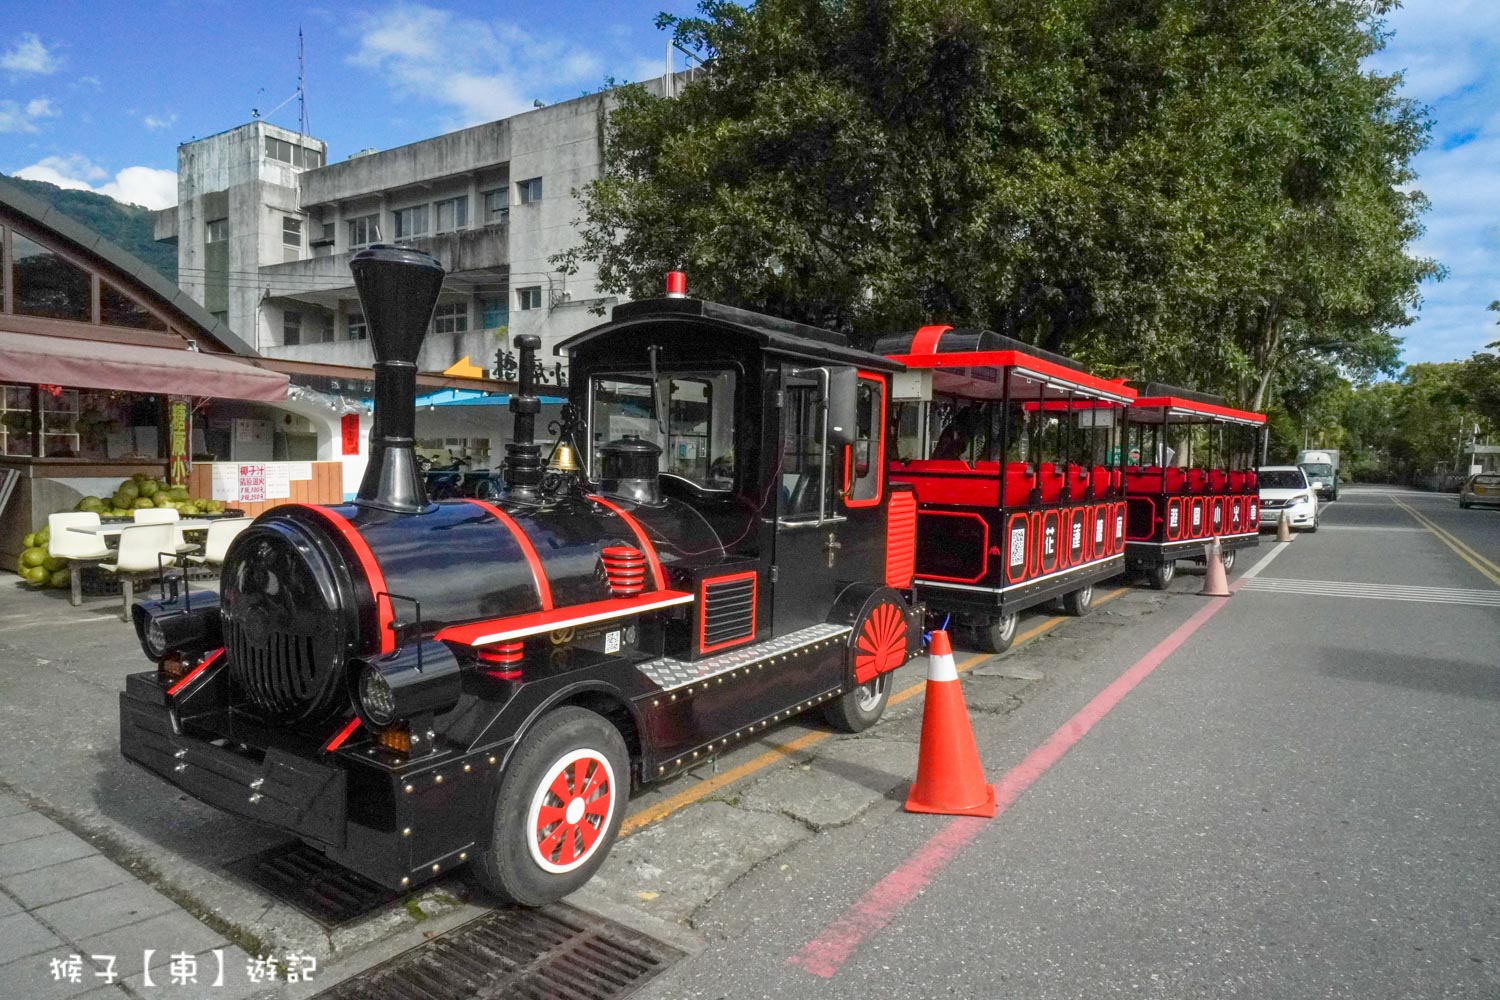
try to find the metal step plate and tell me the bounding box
[312,903,684,1000]
[635,622,851,692]
[225,841,405,929]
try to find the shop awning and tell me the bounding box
[0,330,288,402]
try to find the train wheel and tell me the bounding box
[1219,548,1236,573]
[825,672,891,733]
[1062,583,1093,617]
[473,707,628,907]
[1146,560,1175,590]
[974,613,1018,654]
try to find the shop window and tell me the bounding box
[517,286,542,311]
[11,232,91,323]
[205,218,228,243]
[283,310,302,346]
[517,177,542,204]
[0,385,35,457]
[433,301,468,334]
[482,188,509,223]
[435,196,468,232]
[100,282,168,331]
[39,386,80,458]
[347,214,379,248]
[394,205,429,239]
[347,310,367,341]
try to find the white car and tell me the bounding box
[1258,465,1319,532]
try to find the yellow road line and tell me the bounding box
[1390,496,1500,587]
[620,586,1129,836]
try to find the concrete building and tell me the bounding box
[154,83,666,386]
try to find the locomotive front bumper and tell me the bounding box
[119,673,348,847]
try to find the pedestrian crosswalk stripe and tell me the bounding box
[1240,577,1500,608]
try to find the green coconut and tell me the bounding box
[23,565,49,586]
[43,556,66,573]
[22,532,36,549]
[134,497,156,510]
[21,547,47,568]
[48,569,69,588]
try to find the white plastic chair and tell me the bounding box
[48,511,111,607]
[133,505,194,553]
[186,518,252,569]
[99,523,176,621]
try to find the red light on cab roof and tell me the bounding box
[665,271,687,297]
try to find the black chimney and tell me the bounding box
[349,244,445,513]
[504,335,543,502]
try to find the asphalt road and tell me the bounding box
[638,487,1500,1000]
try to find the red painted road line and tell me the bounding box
[787,592,1235,979]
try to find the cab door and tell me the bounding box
[771,365,846,633]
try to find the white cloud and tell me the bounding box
[1369,0,1500,363]
[13,155,177,210]
[1,32,60,75]
[142,113,178,131]
[0,96,57,133]
[348,3,611,125]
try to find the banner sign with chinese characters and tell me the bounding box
[342,413,360,455]
[167,397,190,486]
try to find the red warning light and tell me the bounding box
[665,271,687,297]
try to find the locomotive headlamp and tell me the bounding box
[132,592,222,662]
[350,640,463,728]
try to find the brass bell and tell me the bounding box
[548,442,580,473]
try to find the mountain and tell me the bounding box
[1,174,177,282]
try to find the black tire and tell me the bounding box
[1146,560,1175,590]
[1219,548,1236,573]
[473,707,629,907]
[974,612,1018,654]
[1061,582,1093,617]
[824,673,892,733]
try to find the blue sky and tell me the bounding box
[1,1,1495,367]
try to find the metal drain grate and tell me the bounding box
[312,903,684,1000]
[225,841,404,928]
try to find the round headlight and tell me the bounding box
[358,667,397,726]
[145,618,168,660]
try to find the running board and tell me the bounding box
[635,622,851,692]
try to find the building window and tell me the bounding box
[205,218,228,243]
[10,232,91,323]
[517,178,542,204]
[211,310,228,326]
[482,188,509,223]
[317,312,335,343]
[266,136,323,169]
[479,295,508,330]
[432,301,468,334]
[282,217,302,247]
[394,205,429,239]
[517,286,543,311]
[347,310,368,341]
[283,310,302,347]
[100,282,167,331]
[348,214,380,248]
[435,196,468,232]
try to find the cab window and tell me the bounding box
[591,370,737,490]
[844,375,885,506]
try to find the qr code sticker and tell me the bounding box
[604,631,621,654]
[1009,528,1026,567]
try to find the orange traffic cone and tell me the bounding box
[1276,510,1292,542]
[905,631,998,817]
[1200,537,1230,597]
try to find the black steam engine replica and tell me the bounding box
[120,247,922,905]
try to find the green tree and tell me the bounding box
[559,0,1434,407]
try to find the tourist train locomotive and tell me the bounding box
[120,247,923,905]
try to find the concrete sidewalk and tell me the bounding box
[0,788,260,1000]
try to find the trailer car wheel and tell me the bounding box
[1061,583,1093,617]
[473,707,629,907]
[824,672,891,733]
[1147,560,1175,590]
[1219,548,1236,573]
[974,612,1018,654]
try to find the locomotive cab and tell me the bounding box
[120,257,922,907]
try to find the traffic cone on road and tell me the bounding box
[905,631,997,818]
[1200,537,1230,597]
[1276,510,1292,542]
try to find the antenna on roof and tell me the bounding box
[298,27,308,136]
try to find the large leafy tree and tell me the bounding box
[558,0,1435,406]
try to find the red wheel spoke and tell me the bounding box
[537,823,568,858]
[548,768,574,802]
[584,793,612,819]
[556,828,579,865]
[536,804,567,825]
[578,763,608,802]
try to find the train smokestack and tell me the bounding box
[349,245,445,513]
[505,335,543,502]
